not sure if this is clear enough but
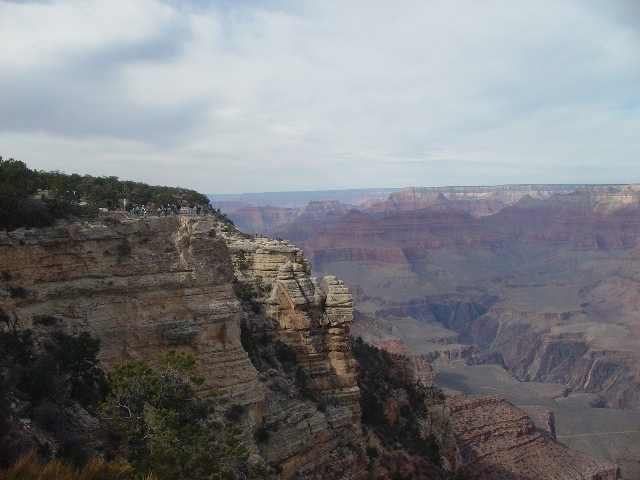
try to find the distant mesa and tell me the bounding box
[212,184,585,233]
[208,187,402,208]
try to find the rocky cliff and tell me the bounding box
[224,235,367,477]
[448,395,619,480]
[0,216,260,403]
[0,214,368,478]
[1,210,627,479]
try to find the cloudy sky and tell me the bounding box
[1,0,639,194]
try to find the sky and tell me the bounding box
[1,0,639,194]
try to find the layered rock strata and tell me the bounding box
[0,216,262,404]
[227,237,361,419]
[448,395,620,480]
[224,236,366,477]
[0,216,367,478]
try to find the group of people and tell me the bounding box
[155,204,203,217]
[131,205,148,217]
[113,201,207,218]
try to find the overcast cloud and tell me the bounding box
[1,0,639,193]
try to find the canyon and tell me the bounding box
[0,207,621,478]
[242,183,640,478]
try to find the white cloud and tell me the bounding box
[0,0,639,193]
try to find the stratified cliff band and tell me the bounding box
[0,213,620,479]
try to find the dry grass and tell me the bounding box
[0,451,155,480]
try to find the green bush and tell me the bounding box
[351,337,445,464]
[235,251,251,272]
[366,446,379,459]
[254,421,270,444]
[100,350,268,480]
[115,239,131,257]
[0,157,212,231]
[33,316,59,327]
[232,279,268,313]
[7,286,28,299]
[0,325,108,467]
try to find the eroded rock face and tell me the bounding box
[225,236,366,478]
[265,265,361,419]
[1,216,368,478]
[447,395,620,480]
[0,216,262,404]
[496,324,640,409]
[227,237,361,418]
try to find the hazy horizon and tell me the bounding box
[2,0,639,193]
[208,182,608,198]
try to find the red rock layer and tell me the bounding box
[448,395,620,480]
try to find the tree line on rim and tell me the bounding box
[0,157,210,231]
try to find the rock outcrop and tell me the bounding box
[211,234,366,477]
[448,395,620,480]
[0,216,262,404]
[0,215,366,478]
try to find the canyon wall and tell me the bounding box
[270,185,640,409]
[0,215,367,478]
[447,395,619,480]
[0,216,261,403]
[1,206,629,478]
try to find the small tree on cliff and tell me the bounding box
[0,323,108,467]
[0,158,52,230]
[100,350,268,480]
[351,337,445,464]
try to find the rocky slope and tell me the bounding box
[448,395,619,480]
[0,214,371,477]
[0,211,625,479]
